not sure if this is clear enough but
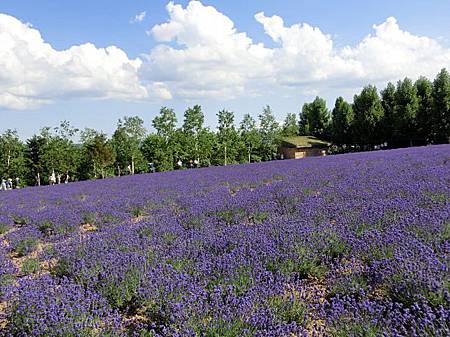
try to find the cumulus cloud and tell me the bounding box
[1,1,450,110]
[0,13,169,110]
[131,11,146,24]
[142,1,450,100]
[142,1,274,100]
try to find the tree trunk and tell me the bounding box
[117,165,121,177]
[37,172,41,186]
[101,168,105,179]
[248,145,251,163]
[224,145,227,166]
[131,157,135,175]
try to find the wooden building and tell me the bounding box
[279,136,330,159]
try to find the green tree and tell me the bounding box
[39,122,80,184]
[299,97,330,138]
[281,113,299,137]
[239,114,261,163]
[182,105,205,164]
[381,82,396,145]
[431,68,450,143]
[331,97,353,147]
[415,77,433,144]
[197,128,216,167]
[352,85,384,148]
[393,78,419,146]
[152,107,177,141]
[81,130,115,179]
[142,134,172,171]
[216,110,240,165]
[25,134,46,186]
[112,116,146,175]
[0,129,27,181]
[258,106,280,161]
[143,107,179,171]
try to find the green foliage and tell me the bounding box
[38,220,55,236]
[424,280,450,307]
[101,267,142,309]
[81,212,97,225]
[51,257,71,277]
[183,105,206,163]
[381,82,397,143]
[415,77,434,142]
[442,222,450,242]
[393,78,419,146]
[141,133,174,172]
[0,223,11,235]
[0,274,14,295]
[81,130,115,179]
[258,105,280,161]
[21,258,40,275]
[162,232,177,245]
[431,68,450,143]
[266,247,328,280]
[197,319,256,337]
[329,274,369,298]
[39,123,81,183]
[0,129,27,180]
[239,114,261,163]
[215,109,241,165]
[138,226,154,239]
[14,237,39,257]
[269,295,308,325]
[131,206,146,218]
[330,322,381,337]
[281,113,299,137]
[152,107,177,140]
[25,134,47,186]
[331,97,353,146]
[112,116,147,175]
[299,97,330,139]
[322,232,348,259]
[352,85,384,147]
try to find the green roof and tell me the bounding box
[280,136,330,148]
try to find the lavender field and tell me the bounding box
[0,145,449,337]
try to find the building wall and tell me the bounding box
[280,147,326,159]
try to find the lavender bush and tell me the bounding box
[0,145,448,336]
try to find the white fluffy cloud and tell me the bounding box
[142,1,450,100]
[142,1,274,99]
[1,1,450,110]
[131,11,146,24]
[0,13,169,110]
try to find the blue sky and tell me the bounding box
[1,0,450,139]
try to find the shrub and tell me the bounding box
[21,258,40,275]
[0,223,11,235]
[81,212,97,225]
[38,220,54,236]
[269,295,308,325]
[14,238,39,257]
[100,267,143,310]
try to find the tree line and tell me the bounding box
[1,69,449,187]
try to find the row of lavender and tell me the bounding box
[0,145,449,336]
